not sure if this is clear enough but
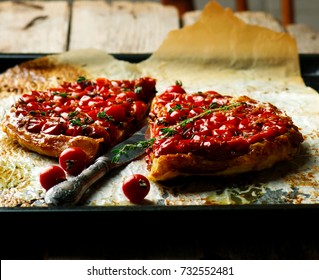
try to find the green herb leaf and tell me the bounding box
[175,80,183,86]
[168,104,182,113]
[97,111,114,121]
[160,127,175,137]
[134,86,143,94]
[220,102,241,111]
[52,91,68,98]
[70,118,83,126]
[111,138,155,163]
[209,102,218,109]
[68,111,78,118]
[77,76,88,83]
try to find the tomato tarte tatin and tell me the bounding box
[146,85,304,181]
[3,76,156,160]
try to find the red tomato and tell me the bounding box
[41,123,64,135]
[26,101,41,111]
[65,126,82,137]
[39,165,66,190]
[59,147,89,176]
[165,84,186,94]
[105,105,126,122]
[26,120,45,133]
[95,77,107,86]
[122,174,150,204]
[132,101,148,121]
[21,94,37,103]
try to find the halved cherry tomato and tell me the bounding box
[59,147,89,176]
[41,123,64,135]
[26,101,41,111]
[105,105,126,122]
[39,165,66,190]
[132,101,148,121]
[21,93,37,103]
[122,174,150,204]
[26,120,45,133]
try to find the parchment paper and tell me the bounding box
[1,1,318,207]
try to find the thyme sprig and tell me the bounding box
[160,101,242,136]
[111,138,156,163]
[111,101,242,162]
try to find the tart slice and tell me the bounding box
[3,77,156,160]
[146,85,303,181]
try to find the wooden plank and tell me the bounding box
[69,0,179,53]
[0,1,69,53]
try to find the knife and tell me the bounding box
[44,125,149,206]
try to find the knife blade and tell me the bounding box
[44,125,149,206]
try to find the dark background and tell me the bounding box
[1,205,319,259]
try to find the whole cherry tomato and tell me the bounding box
[122,174,150,204]
[59,147,89,176]
[39,165,66,190]
[165,81,186,94]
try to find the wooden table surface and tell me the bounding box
[0,0,179,54]
[1,1,319,260]
[0,0,318,54]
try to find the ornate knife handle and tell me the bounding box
[44,156,111,206]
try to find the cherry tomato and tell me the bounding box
[132,101,148,121]
[41,123,64,135]
[26,101,41,111]
[21,93,37,103]
[165,81,186,94]
[26,120,45,133]
[105,105,126,122]
[122,174,150,204]
[65,126,83,137]
[95,77,107,86]
[59,147,89,176]
[155,138,177,156]
[39,165,66,190]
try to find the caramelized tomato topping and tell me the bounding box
[14,77,156,145]
[149,91,296,159]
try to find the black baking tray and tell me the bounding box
[0,53,318,210]
[1,53,319,259]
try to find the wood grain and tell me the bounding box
[0,1,69,53]
[69,0,179,53]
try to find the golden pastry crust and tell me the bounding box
[148,131,302,181]
[2,110,103,160]
[147,89,304,181]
